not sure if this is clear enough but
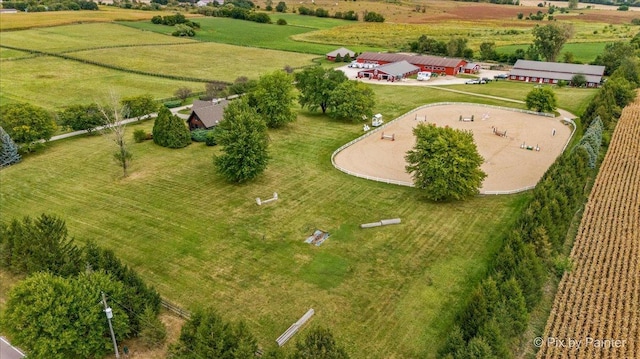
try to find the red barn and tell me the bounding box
[356,52,467,76]
[326,47,356,62]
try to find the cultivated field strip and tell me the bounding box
[538,94,640,358]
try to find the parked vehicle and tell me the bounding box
[465,79,479,84]
[494,74,509,80]
[417,72,432,81]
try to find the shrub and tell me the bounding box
[277,18,287,25]
[163,100,182,108]
[205,131,217,146]
[363,11,384,22]
[133,129,147,143]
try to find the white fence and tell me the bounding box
[330,102,563,195]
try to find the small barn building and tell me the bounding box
[464,62,480,74]
[356,52,467,76]
[326,47,356,62]
[186,99,228,131]
[509,60,605,87]
[357,60,420,82]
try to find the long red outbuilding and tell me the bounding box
[356,52,467,76]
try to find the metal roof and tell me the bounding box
[509,69,603,84]
[358,60,420,77]
[326,47,355,57]
[513,60,605,77]
[357,52,466,68]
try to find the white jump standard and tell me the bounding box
[256,192,278,206]
[380,132,395,141]
[459,115,474,122]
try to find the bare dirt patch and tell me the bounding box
[333,103,573,193]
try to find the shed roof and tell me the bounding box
[189,99,228,128]
[326,47,355,57]
[513,60,605,76]
[357,52,466,68]
[359,60,420,77]
[509,69,603,84]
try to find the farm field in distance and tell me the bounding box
[0,88,531,357]
[0,1,630,356]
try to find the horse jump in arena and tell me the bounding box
[492,126,507,137]
[381,132,395,141]
[521,142,540,151]
[459,115,474,122]
[415,114,427,122]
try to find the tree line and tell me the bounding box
[437,40,639,357]
[2,0,97,12]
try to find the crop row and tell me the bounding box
[538,95,640,358]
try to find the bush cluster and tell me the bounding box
[196,5,271,24]
[2,0,97,12]
[297,6,358,20]
[191,128,217,146]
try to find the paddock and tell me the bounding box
[332,103,573,193]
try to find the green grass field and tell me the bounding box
[67,42,319,81]
[0,22,195,53]
[445,81,597,116]
[119,16,380,55]
[496,42,610,63]
[0,85,537,357]
[0,56,201,110]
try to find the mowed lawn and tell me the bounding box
[0,86,529,357]
[444,81,598,116]
[0,56,201,110]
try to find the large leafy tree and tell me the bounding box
[295,67,348,114]
[1,272,130,359]
[251,70,297,128]
[214,100,269,183]
[405,123,486,201]
[291,327,350,359]
[153,106,191,148]
[121,94,158,119]
[531,23,574,62]
[0,102,56,151]
[169,307,257,358]
[0,213,82,277]
[58,103,104,134]
[525,87,557,113]
[594,42,636,76]
[0,126,21,167]
[328,81,375,122]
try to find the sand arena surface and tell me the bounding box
[333,103,573,193]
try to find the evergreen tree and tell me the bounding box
[0,126,21,167]
[291,327,350,359]
[153,107,191,148]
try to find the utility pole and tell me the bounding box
[102,291,121,359]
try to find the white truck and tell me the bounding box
[416,71,432,81]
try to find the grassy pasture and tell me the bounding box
[0,85,531,357]
[0,22,195,53]
[444,82,597,116]
[0,6,167,31]
[67,42,318,82]
[120,17,380,55]
[0,56,200,110]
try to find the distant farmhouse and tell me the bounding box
[326,47,356,62]
[357,60,420,82]
[186,99,228,131]
[509,60,605,87]
[356,52,467,77]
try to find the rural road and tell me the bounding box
[49,106,191,142]
[1,337,25,359]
